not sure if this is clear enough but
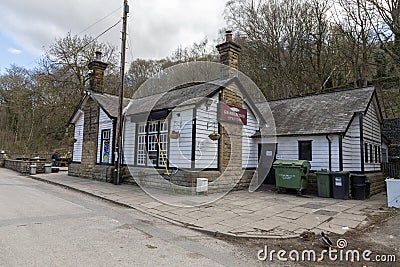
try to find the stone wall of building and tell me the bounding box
[68,163,81,177]
[80,98,100,178]
[126,166,255,194]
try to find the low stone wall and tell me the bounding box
[68,163,134,185]
[127,167,255,194]
[68,163,81,177]
[366,172,386,196]
[4,159,50,174]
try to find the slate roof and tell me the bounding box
[91,92,130,118]
[259,87,376,136]
[126,77,233,115]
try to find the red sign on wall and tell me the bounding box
[218,102,247,125]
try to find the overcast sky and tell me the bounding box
[0,0,227,72]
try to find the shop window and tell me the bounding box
[298,141,312,161]
[136,120,168,168]
[101,129,111,164]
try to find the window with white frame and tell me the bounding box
[137,122,147,166]
[136,120,168,168]
[101,129,111,164]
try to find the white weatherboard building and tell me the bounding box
[68,32,387,192]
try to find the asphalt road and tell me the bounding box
[0,168,258,267]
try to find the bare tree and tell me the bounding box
[367,0,400,72]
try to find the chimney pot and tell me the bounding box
[225,30,233,42]
[95,51,102,61]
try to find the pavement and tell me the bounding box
[26,170,389,239]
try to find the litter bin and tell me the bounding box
[350,174,368,200]
[30,165,37,175]
[352,184,367,200]
[331,171,350,199]
[44,164,51,174]
[273,160,310,193]
[316,171,332,198]
[351,174,367,185]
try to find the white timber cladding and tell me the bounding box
[342,116,362,172]
[122,120,135,165]
[242,103,259,168]
[363,101,381,172]
[96,108,114,164]
[169,107,193,169]
[72,112,84,162]
[195,94,219,169]
[276,135,340,171]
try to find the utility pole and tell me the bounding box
[114,0,129,185]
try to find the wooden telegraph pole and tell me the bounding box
[115,0,129,185]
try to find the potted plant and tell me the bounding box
[169,130,180,139]
[208,132,221,140]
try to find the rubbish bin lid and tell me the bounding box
[316,171,331,175]
[332,171,350,174]
[273,160,310,168]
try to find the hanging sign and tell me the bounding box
[218,102,247,125]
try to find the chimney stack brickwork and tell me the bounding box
[216,31,241,73]
[80,97,100,178]
[88,52,108,94]
[217,31,244,177]
[79,52,107,178]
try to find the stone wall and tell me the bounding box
[69,163,135,185]
[0,153,6,168]
[366,172,386,196]
[80,98,99,178]
[68,163,81,177]
[126,167,255,194]
[4,159,50,174]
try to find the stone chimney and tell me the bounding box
[216,30,241,76]
[88,51,108,94]
[216,31,244,182]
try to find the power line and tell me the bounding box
[77,6,123,35]
[80,19,122,51]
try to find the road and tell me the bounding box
[0,168,258,267]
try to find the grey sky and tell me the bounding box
[0,0,227,70]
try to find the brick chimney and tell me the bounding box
[216,30,241,76]
[88,51,108,94]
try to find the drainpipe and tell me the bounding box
[326,135,332,171]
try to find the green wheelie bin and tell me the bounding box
[273,160,310,194]
[316,171,332,198]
